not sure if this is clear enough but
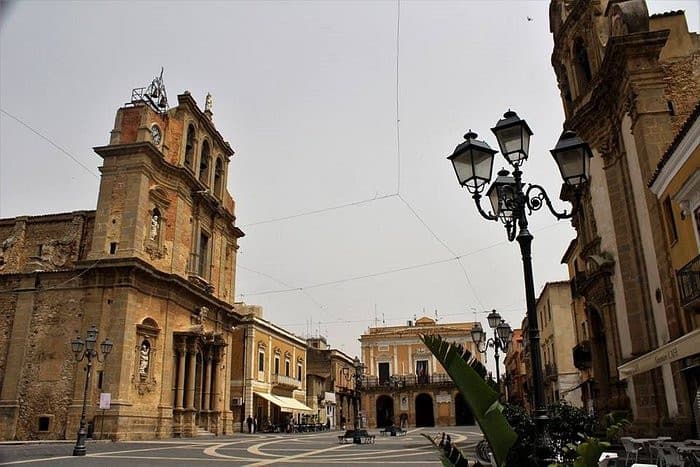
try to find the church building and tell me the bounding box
[0,74,245,440]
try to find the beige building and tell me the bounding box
[230,304,311,432]
[0,77,245,440]
[305,337,356,429]
[549,0,699,436]
[538,282,581,407]
[504,329,529,411]
[359,316,481,428]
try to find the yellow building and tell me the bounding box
[230,304,312,432]
[359,316,481,428]
[645,103,700,429]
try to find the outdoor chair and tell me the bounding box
[621,437,642,465]
[658,443,684,467]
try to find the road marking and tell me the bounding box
[0,443,203,465]
[247,443,352,466]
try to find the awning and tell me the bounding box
[274,395,313,412]
[618,328,700,380]
[253,392,313,413]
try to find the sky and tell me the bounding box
[1,0,699,369]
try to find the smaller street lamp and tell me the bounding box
[71,325,113,456]
[471,310,513,386]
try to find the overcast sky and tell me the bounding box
[2,0,698,367]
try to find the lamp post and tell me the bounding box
[342,356,366,443]
[471,309,513,385]
[447,111,591,465]
[71,325,113,456]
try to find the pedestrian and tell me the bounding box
[246,415,253,434]
[253,416,257,434]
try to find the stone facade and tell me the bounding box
[359,316,480,428]
[0,83,245,441]
[549,0,700,435]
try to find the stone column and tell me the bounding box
[175,346,186,410]
[186,346,197,410]
[203,354,212,412]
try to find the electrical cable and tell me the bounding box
[0,108,100,179]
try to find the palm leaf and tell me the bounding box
[421,334,517,467]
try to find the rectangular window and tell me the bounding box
[97,370,104,390]
[258,350,265,372]
[378,362,390,383]
[38,416,50,432]
[198,230,211,278]
[109,242,118,255]
[274,356,280,375]
[297,363,303,381]
[285,359,290,377]
[664,197,678,244]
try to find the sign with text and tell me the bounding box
[99,393,111,410]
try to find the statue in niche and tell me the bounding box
[139,341,151,378]
[149,209,160,241]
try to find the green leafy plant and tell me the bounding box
[572,437,611,467]
[421,334,517,467]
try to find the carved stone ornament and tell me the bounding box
[0,235,16,270]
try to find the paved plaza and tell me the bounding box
[0,426,483,466]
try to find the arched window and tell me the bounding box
[199,141,210,185]
[184,125,196,169]
[214,158,223,198]
[574,38,592,89]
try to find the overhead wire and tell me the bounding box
[240,193,398,228]
[0,108,100,179]
[237,221,568,297]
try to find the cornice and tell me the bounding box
[94,142,244,238]
[73,256,244,322]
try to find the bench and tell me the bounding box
[380,426,406,437]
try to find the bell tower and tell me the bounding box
[89,71,244,304]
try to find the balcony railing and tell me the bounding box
[272,373,301,389]
[678,255,700,310]
[572,340,592,370]
[570,272,587,298]
[362,373,453,390]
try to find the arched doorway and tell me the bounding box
[375,395,394,428]
[415,393,434,427]
[454,393,474,425]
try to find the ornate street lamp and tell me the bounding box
[71,325,113,456]
[342,357,366,444]
[448,111,591,465]
[471,310,513,385]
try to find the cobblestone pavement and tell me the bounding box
[0,426,484,466]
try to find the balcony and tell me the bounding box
[678,255,700,311]
[572,341,592,370]
[362,374,454,390]
[271,374,301,389]
[570,272,587,298]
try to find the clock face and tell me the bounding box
[151,125,162,146]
